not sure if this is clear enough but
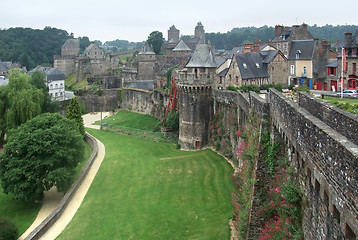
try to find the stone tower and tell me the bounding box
[168,25,180,43]
[177,44,216,150]
[194,22,205,44]
[137,42,156,80]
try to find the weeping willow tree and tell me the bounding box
[0,69,44,147]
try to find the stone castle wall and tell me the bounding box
[75,86,358,239]
[269,89,357,239]
[298,92,358,146]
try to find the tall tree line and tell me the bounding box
[0,27,94,70]
[204,24,358,50]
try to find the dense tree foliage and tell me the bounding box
[0,113,84,201]
[104,39,144,52]
[0,27,70,69]
[0,69,44,147]
[30,71,59,113]
[0,27,96,69]
[204,24,358,50]
[67,97,85,137]
[147,31,165,54]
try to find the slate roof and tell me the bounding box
[62,39,80,49]
[235,52,270,80]
[228,47,244,58]
[215,57,226,68]
[218,68,229,77]
[0,62,9,72]
[288,40,315,60]
[46,68,65,81]
[186,44,216,68]
[139,42,155,54]
[260,50,280,64]
[273,27,293,41]
[327,60,338,68]
[353,30,358,45]
[173,40,191,52]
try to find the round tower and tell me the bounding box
[177,44,216,150]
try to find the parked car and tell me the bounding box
[336,90,358,97]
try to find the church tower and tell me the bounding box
[177,44,216,150]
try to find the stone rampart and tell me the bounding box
[77,89,120,112]
[298,92,358,146]
[269,88,358,239]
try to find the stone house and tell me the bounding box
[219,52,270,89]
[271,23,315,58]
[84,43,105,59]
[261,50,289,87]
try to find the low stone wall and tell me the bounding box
[120,88,153,115]
[77,89,120,112]
[298,91,358,146]
[24,133,98,240]
[269,89,358,239]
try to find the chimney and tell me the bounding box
[275,25,284,38]
[345,32,353,45]
[253,40,261,52]
[244,42,253,53]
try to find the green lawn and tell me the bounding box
[0,140,92,237]
[96,110,160,131]
[322,96,358,115]
[58,129,235,239]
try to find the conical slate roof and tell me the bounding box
[173,40,191,52]
[186,44,216,68]
[139,42,155,54]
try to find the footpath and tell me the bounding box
[19,112,111,240]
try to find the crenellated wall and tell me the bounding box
[269,89,358,240]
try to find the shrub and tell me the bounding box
[227,85,238,91]
[238,84,260,93]
[0,218,18,240]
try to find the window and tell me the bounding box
[277,43,281,49]
[55,84,58,88]
[284,43,288,52]
[219,76,222,84]
[255,63,260,68]
[290,65,295,74]
[229,74,232,82]
[243,63,247,69]
[303,66,307,75]
[50,84,53,89]
[236,76,238,83]
[194,68,198,79]
[296,50,301,59]
[353,63,356,74]
[328,67,336,76]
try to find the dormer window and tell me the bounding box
[243,63,247,69]
[296,50,301,59]
[256,63,260,68]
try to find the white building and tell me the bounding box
[46,68,65,101]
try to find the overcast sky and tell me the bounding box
[1,0,357,43]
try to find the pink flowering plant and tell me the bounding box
[231,111,261,239]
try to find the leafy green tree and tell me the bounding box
[147,31,164,54]
[67,97,85,137]
[0,113,84,201]
[30,71,59,113]
[18,52,34,70]
[0,69,43,147]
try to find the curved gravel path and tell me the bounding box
[19,112,110,240]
